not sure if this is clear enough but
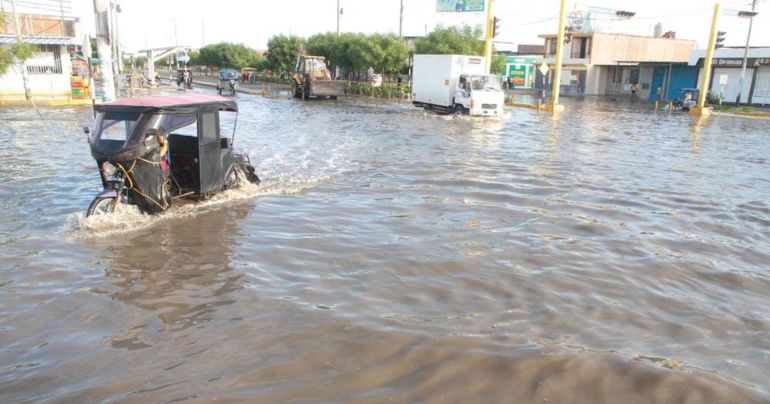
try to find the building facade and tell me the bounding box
[539,32,696,100]
[690,47,770,106]
[0,0,79,103]
[500,44,544,89]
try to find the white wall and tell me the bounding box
[0,45,72,100]
[638,67,654,99]
[752,67,770,105]
[710,68,753,104]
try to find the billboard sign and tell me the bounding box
[437,0,485,12]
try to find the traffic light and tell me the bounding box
[715,31,726,49]
[615,10,636,19]
[492,17,501,38]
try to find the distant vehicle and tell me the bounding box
[84,94,260,216]
[369,73,383,87]
[241,67,258,83]
[177,68,193,89]
[672,88,699,111]
[412,54,504,117]
[217,68,239,95]
[292,55,346,100]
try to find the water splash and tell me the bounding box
[61,173,336,239]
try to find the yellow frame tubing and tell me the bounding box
[693,3,721,115]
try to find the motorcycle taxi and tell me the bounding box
[85,94,259,216]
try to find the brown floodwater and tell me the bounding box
[0,92,768,403]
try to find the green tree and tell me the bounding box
[265,34,305,75]
[369,33,409,75]
[306,32,410,79]
[415,24,484,55]
[186,50,200,66]
[197,42,260,68]
[415,24,505,74]
[306,32,337,61]
[491,51,505,74]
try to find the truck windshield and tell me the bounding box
[470,75,502,92]
[305,58,325,72]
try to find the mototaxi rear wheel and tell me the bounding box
[87,196,116,216]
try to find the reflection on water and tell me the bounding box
[0,94,768,402]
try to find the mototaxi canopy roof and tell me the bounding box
[94,94,238,114]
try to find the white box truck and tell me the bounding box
[412,54,504,117]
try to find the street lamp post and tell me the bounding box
[692,3,721,116]
[547,0,567,113]
[337,0,340,36]
[735,0,758,105]
[483,0,494,74]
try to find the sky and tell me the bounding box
[70,0,770,53]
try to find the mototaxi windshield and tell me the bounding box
[89,111,195,156]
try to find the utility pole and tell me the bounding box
[336,0,340,36]
[399,0,404,38]
[83,34,96,105]
[173,19,179,69]
[201,20,205,46]
[547,0,567,113]
[110,1,121,97]
[692,3,721,116]
[10,0,31,101]
[735,0,757,105]
[483,0,493,73]
[94,0,116,102]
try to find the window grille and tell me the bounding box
[26,44,63,75]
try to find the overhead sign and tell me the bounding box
[437,0,485,12]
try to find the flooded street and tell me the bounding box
[1,92,769,402]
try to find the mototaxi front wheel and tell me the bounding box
[224,165,242,189]
[87,196,117,216]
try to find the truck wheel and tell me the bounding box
[453,105,466,116]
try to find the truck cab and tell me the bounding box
[454,74,504,116]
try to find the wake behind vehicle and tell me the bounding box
[85,94,260,216]
[217,68,239,95]
[412,54,504,117]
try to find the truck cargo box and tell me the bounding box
[412,54,486,108]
